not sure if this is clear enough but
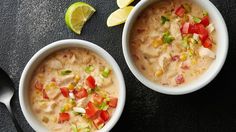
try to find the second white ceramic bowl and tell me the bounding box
[19,39,126,132]
[123,0,228,95]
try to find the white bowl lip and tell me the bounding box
[122,0,229,95]
[19,39,126,132]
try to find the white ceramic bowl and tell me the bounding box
[123,0,228,95]
[19,39,126,132]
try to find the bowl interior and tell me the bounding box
[123,0,228,95]
[19,39,125,131]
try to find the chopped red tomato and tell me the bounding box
[188,24,199,34]
[181,22,190,34]
[181,63,189,70]
[100,110,110,121]
[175,74,185,84]
[93,116,105,129]
[58,113,70,123]
[197,24,209,42]
[200,16,210,27]
[188,24,209,42]
[108,97,118,108]
[60,87,69,98]
[42,89,49,99]
[93,93,104,104]
[86,101,99,118]
[51,77,56,82]
[35,80,43,91]
[86,76,96,89]
[175,5,185,17]
[203,38,213,49]
[73,88,88,99]
[171,55,180,61]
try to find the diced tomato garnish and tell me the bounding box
[93,116,105,129]
[197,24,209,42]
[181,63,189,70]
[108,97,118,108]
[100,110,110,122]
[51,77,56,82]
[58,113,70,123]
[86,76,96,89]
[172,55,180,61]
[189,24,199,34]
[60,87,69,98]
[203,38,213,49]
[189,24,209,42]
[200,16,210,27]
[42,89,49,99]
[86,101,99,119]
[35,80,43,91]
[73,88,88,99]
[175,5,185,17]
[93,93,104,104]
[175,74,185,84]
[180,22,190,34]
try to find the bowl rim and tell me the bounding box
[19,39,126,132]
[122,0,229,95]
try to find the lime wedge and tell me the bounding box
[107,6,134,27]
[117,0,134,8]
[65,2,96,35]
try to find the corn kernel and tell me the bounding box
[161,44,168,51]
[68,83,75,90]
[74,75,80,83]
[49,82,56,88]
[188,49,194,57]
[180,53,187,61]
[64,103,72,111]
[152,38,163,48]
[155,70,163,77]
[51,116,57,123]
[45,84,50,90]
[191,58,197,65]
[69,99,76,106]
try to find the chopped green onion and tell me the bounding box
[61,70,72,75]
[105,97,111,102]
[163,32,175,44]
[60,107,65,112]
[193,16,201,23]
[161,16,170,25]
[80,127,91,132]
[69,99,76,106]
[88,86,99,94]
[97,124,105,130]
[102,67,110,78]
[84,127,91,132]
[183,3,191,12]
[203,10,208,16]
[99,102,109,110]
[71,124,78,132]
[85,65,94,73]
[77,124,91,132]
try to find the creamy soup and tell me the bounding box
[130,0,216,86]
[29,48,119,132]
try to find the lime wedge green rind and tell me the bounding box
[65,2,96,35]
